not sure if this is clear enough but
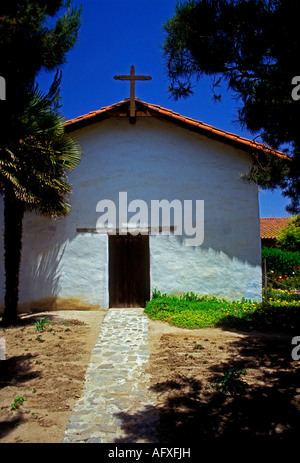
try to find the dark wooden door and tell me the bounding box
[109,234,150,308]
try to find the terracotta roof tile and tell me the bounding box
[65,98,289,159]
[260,218,290,239]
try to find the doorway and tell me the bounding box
[109,234,150,308]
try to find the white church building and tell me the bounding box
[0,91,282,313]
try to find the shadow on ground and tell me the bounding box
[0,411,27,440]
[0,353,41,440]
[0,313,61,329]
[113,330,300,444]
[0,353,40,389]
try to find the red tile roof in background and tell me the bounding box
[65,98,288,159]
[260,218,290,239]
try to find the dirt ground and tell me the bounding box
[147,321,300,445]
[0,310,106,443]
[0,310,299,444]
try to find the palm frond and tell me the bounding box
[1,87,82,216]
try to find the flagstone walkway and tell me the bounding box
[62,308,159,443]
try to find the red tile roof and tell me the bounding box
[65,98,288,159]
[260,218,290,239]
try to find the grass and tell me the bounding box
[144,289,300,333]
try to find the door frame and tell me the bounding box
[108,233,150,308]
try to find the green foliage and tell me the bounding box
[0,1,82,147]
[262,246,300,274]
[267,288,300,303]
[180,291,201,301]
[262,245,300,290]
[144,290,300,332]
[11,395,27,411]
[152,288,167,299]
[34,318,49,332]
[1,88,82,326]
[271,273,300,291]
[163,0,300,213]
[211,369,248,396]
[0,2,82,326]
[276,216,300,251]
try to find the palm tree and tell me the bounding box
[0,87,81,325]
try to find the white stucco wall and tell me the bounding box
[0,115,262,312]
[150,235,261,301]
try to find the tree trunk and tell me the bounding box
[2,189,25,326]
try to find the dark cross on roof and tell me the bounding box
[114,65,152,118]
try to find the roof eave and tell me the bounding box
[65,98,289,159]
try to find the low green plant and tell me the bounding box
[152,288,167,299]
[193,343,204,350]
[266,288,300,303]
[11,395,27,411]
[180,291,202,301]
[210,368,247,395]
[144,290,300,332]
[35,318,49,332]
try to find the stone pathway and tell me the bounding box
[62,308,159,443]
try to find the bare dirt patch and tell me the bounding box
[0,311,299,444]
[0,310,105,443]
[147,320,300,444]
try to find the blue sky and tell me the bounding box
[38,0,292,218]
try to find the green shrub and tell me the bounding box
[262,246,300,290]
[262,246,300,274]
[276,216,300,251]
[270,273,300,290]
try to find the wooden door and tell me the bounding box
[109,234,150,308]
